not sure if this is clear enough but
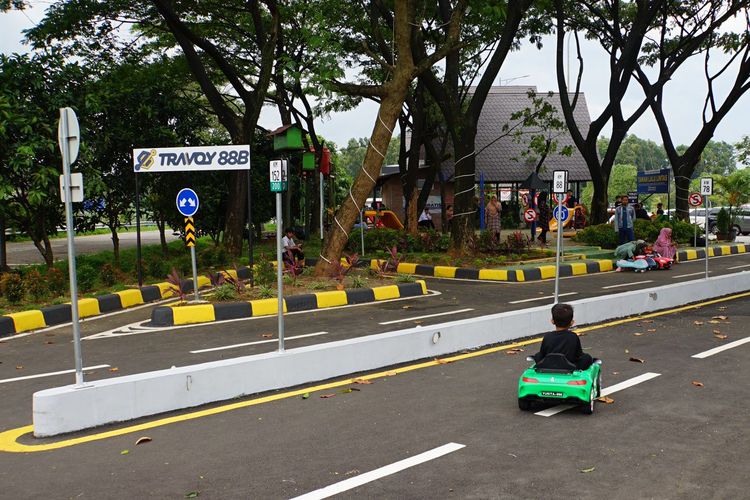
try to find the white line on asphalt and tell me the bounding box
[601,280,653,289]
[0,364,110,385]
[672,271,711,279]
[509,292,577,304]
[726,263,750,270]
[378,308,475,325]
[534,372,661,417]
[190,332,329,354]
[691,336,750,359]
[290,442,465,500]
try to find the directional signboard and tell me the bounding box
[184,218,196,247]
[58,107,80,165]
[176,188,199,217]
[133,145,251,172]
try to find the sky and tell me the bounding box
[2,4,748,150]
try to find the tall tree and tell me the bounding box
[554,0,744,224]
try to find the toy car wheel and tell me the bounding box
[518,398,532,411]
[581,387,595,415]
[596,373,602,398]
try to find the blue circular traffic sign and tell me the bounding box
[176,188,199,217]
[552,205,569,221]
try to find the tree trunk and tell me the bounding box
[111,228,120,268]
[314,89,408,276]
[0,213,7,271]
[589,172,609,225]
[223,170,247,256]
[33,235,54,268]
[674,169,692,221]
[450,127,477,252]
[156,218,168,257]
[406,189,418,236]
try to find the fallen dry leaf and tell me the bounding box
[385,371,398,376]
[576,332,587,337]
[642,320,654,324]
[260,333,273,338]
[340,388,353,394]
[596,396,615,404]
[647,329,656,333]
[15,365,23,370]
[109,367,119,373]
[135,436,152,445]
[712,316,728,320]
[691,381,704,387]
[612,372,619,375]
[505,348,525,355]
[693,321,704,326]
[401,305,412,310]
[579,466,596,473]
[353,378,373,385]
[435,358,453,364]
[413,320,423,325]
[633,332,644,337]
[714,333,728,340]
[319,394,336,399]
[718,306,727,311]
[345,469,360,476]
[708,320,721,324]
[629,357,645,363]
[44,341,54,345]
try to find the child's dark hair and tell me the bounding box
[551,303,574,328]
[285,228,293,234]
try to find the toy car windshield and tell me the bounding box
[534,353,577,373]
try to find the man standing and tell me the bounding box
[614,195,636,244]
[565,189,577,209]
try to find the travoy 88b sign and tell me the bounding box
[133,145,251,172]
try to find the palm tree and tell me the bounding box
[716,171,750,232]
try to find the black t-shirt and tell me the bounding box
[635,208,650,220]
[534,329,583,364]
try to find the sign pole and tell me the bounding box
[701,178,713,280]
[248,169,254,287]
[360,210,365,256]
[705,197,709,279]
[276,191,285,352]
[135,173,143,287]
[185,218,199,301]
[59,108,84,386]
[320,172,324,241]
[552,170,568,304]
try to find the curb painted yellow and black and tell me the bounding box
[677,243,748,262]
[370,259,614,282]
[149,280,428,327]
[0,268,258,338]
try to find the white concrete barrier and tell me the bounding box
[33,272,750,436]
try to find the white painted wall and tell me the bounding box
[33,273,750,436]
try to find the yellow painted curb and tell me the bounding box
[7,310,46,332]
[77,298,101,318]
[314,290,348,308]
[172,304,215,325]
[116,289,144,309]
[373,285,400,300]
[250,298,287,316]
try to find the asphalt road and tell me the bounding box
[4,230,178,266]
[0,278,748,498]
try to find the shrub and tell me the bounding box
[145,257,170,280]
[634,218,700,244]
[24,269,48,301]
[573,224,618,249]
[505,232,532,254]
[198,248,215,268]
[350,275,366,288]
[100,263,117,287]
[255,254,276,287]
[46,267,68,296]
[258,285,275,298]
[347,228,423,254]
[0,273,25,304]
[214,246,229,267]
[395,273,416,283]
[716,207,730,235]
[306,281,328,290]
[213,283,239,301]
[76,264,98,292]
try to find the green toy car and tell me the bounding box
[518,354,602,414]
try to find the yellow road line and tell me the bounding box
[2,290,749,453]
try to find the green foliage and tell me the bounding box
[213,283,239,301]
[23,269,48,301]
[0,273,24,304]
[306,281,328,290]
[347,228,437,254]
[349,275,366,288]
[598,135,667,172]
[395,273,416,283]
[716,208,730,235]
[258,285,275,299]
[100,263,117,287]
[254,254,276,287]
[573,224,619,249]
[633,219,699,244]
[46,267,67,296]
[76,264,98,292]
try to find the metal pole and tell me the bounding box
[554,197,563,304]
[705,197,710,279]
[276,192,285,352]
[247,169,254,287]
[320,172,324,240]
[60,109,84,386]
[135,173,143,287]
[190,244,199,301]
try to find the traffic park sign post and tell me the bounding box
[270,160,289,352]
[59,107,85,386]
[701,178,713,279]
[552,170,568,304]
[177,188,201,301]
[689,192,704,247]
[523,208,538,223]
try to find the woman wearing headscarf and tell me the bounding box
[653,227,677,260]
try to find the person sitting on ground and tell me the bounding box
[634,203,650,221]
[533,303,593,370]
[614,239,646,260]
[417,207,435,230]
[653,227,677,260]
[282,228,304,265]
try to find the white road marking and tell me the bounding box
[378,308,474,325]
[601,280,653,289]
[726,263,750,270]
[190,331,329,354]
[535,372,661,417]
[672,271,711,279]
[509,292,577,304]
[691,336,750,359]
[0,364,110,385]
[290,442,465,500]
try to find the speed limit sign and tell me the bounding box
[551,193,570,205]
[688,192,703,207]
[523,208,538,223]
